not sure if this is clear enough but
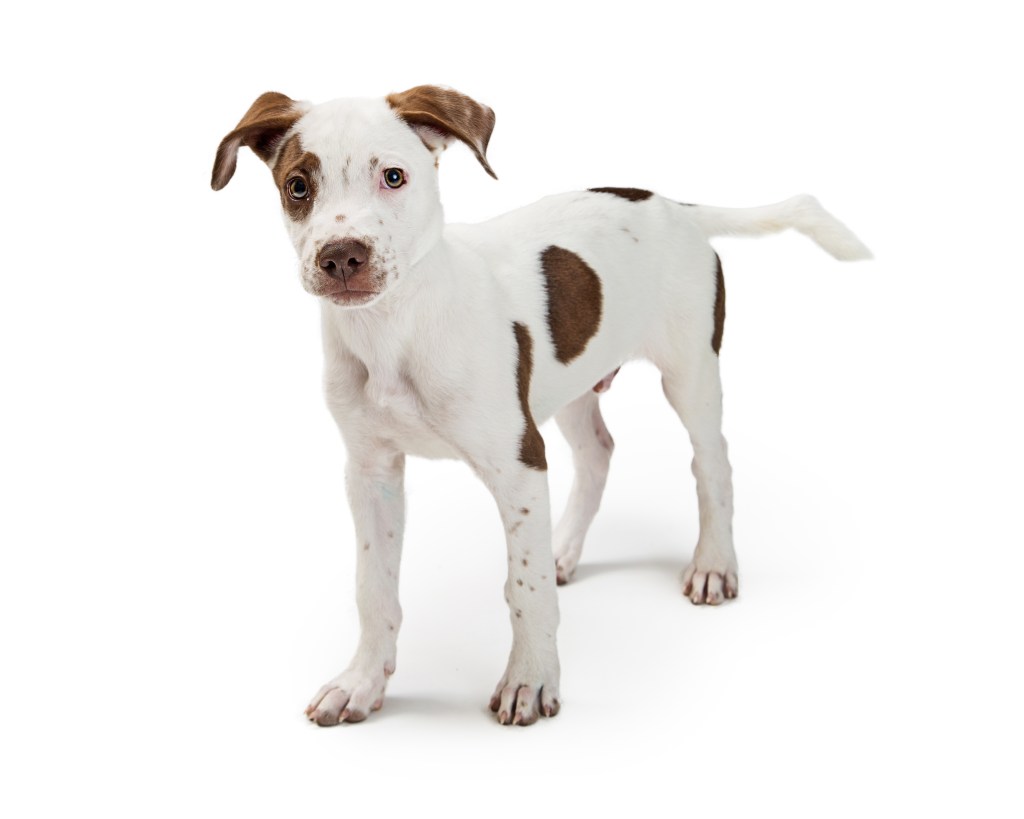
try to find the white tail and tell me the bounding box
[688,194,872,261]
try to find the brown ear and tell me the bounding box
[386,85,497,179]
[211,92,305,191]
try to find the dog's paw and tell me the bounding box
[305,664,392,726]
[682,560,739,605]
[489,670,560,726]
[553,535,583,585]
[554,551,579,586]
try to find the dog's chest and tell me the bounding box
[364,373,458,459]
[338,342,460,459]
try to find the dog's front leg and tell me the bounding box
[306,448,405,726]
[475,462,562,726]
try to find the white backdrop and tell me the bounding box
[2,1,1021,816]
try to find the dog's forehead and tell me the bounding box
[295,97,417,160]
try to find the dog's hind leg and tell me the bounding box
[655,294,739,604]
[552,391,614,585]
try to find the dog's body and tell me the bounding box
[212,86,870,726]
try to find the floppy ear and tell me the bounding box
[386,85,497,179]
[211,92,306,191]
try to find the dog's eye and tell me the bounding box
[287,177,308,200]
[383,168,406,189]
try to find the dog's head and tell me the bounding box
[212,86,496,308]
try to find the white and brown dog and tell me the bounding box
[212,85,870,727]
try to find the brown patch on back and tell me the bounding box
[588,187,654,202]
[211,91,303,191]
[513,322,547,471]
[387,85,497,178]
[271,134,321,220]
[712,254,726,355]
[540,246,603,364]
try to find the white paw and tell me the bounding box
[553,540,582,585]
[682,559,739,605]
[554,552,579,586]
[489,664,561,726]
[305,664,392,726]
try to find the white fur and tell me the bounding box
[216,93,870,727]
[687,194,874,261]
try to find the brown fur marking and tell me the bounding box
[387,85,497,178]
[211,91,303,191]
[513,322,547,471]
[712,253,726,355]
[271,134,321,221]
[540,246,603,364]
[588,187,653,202]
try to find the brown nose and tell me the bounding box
[318,240,369,280]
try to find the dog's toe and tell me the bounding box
[491,677,560,727]
[683,561,738,605]
[305,666,389,726]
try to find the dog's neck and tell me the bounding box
[322,235,471,409]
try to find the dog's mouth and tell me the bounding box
[323,287,380,307]
[305,269,384,307]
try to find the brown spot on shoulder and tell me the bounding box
[513,322,547,470]
[271,134,321,220]
[712,253,726,355]
[589,187,654,202]
[540,246,603,364]
[519,507,530,515]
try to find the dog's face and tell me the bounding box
[212,86,496,308]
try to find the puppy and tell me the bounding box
[212,85,870,726]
